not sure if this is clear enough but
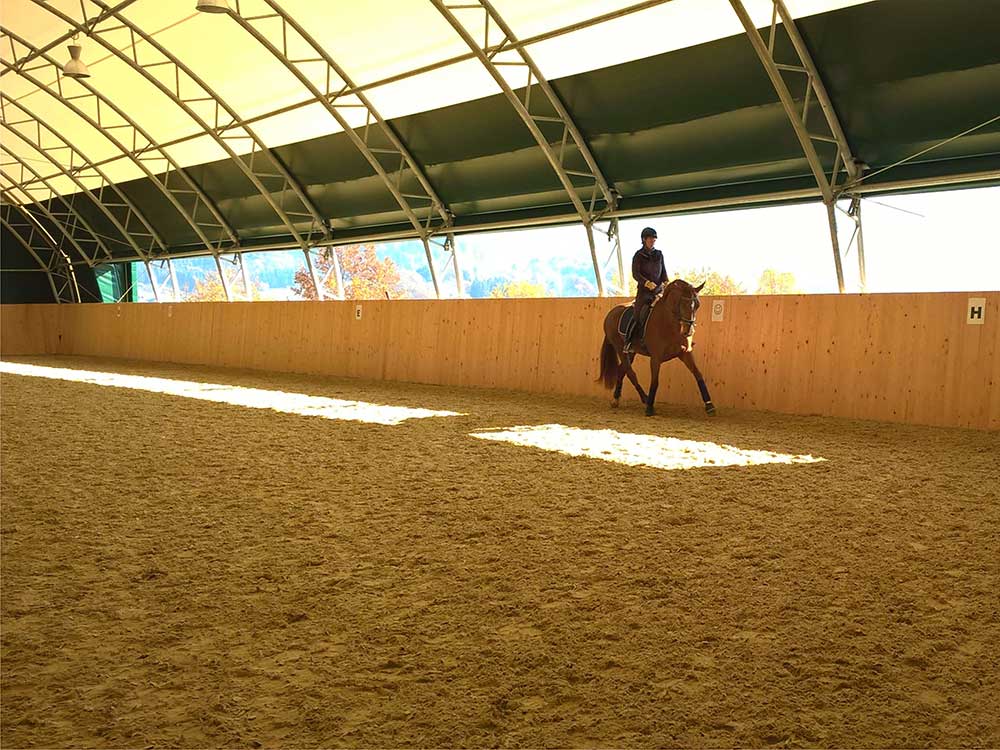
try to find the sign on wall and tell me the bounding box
[355,304,363,321]
[967,298,985,325]
[711,300,725,322]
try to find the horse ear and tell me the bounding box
[694,281,706,293]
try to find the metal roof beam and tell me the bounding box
[1,27,241,255]
[432,0,620,295]
[32,0,332,264]
[1,168,104,271]
[0,147,118,267]
[1,93,164,263]
[0,0,138,78]
[223,0,460,296]
[0,195,80,302]
[729,0,866,293]
[228,0,453,236]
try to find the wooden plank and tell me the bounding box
[3,292,997,429]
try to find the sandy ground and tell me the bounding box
[1,354,998,749]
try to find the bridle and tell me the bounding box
[677,291,699,336]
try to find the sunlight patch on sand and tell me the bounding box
[0,362,463,425]
[470,424,825,470]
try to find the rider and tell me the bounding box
[622,226,669,354]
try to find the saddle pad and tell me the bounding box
[618,307,635,337]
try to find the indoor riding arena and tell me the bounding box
[2,1,999,749]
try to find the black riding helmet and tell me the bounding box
[641,226,657,240]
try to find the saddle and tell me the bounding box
[618,290,664,342]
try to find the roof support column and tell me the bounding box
[421,238,441,299]
[610,218,625,296]
[301,249,324,301]
[854,199,867,292]
[239,253,253,300]
[584,223,605,297]
[214,255,233,302]
[729,0,865,293]
[142,261,162,302]
[167,259,182,301]
[447,234,464,298]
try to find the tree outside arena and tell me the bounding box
[756,268,801,295]
[291,244,407,300]
[674,266,746,295]
[489,280,549,298]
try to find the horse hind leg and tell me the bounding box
[611,347,631,407]
[623,354,647,404]
[646,357,662,417]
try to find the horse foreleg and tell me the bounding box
[680,350,716,416]
[646,357,663,416]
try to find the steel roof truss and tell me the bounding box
[1,168,102,271]
[729,0,866,292]
[0,196,79,302]
[0,29,239,253]
[34,0,331,259]
[1,93,164,262]
[0,149,117,267]
[225,0,455,297]
[432,0,619,295]
[231,1,453,234]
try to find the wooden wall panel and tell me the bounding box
[2,292,997,429]
[1,303,59,355]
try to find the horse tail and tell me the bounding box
[597,336,618,390]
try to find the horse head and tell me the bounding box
[670,279,703,349]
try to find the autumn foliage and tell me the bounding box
[291,244,406,300]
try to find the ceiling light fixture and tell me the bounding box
[63,36,90,79]
[196,0,231,13]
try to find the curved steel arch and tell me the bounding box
[431,0,621,296]
[1,167,104,274]
[1,192,80,303]
[32,0,332,269]
[225,0,461,297]
[0,0,137,78]
[0,148,118,269]
[1,27,240,254]
[1,93,165,262]
[729,0,866,293]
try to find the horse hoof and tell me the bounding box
[645,408,655,417]
[705,402,716,416]
[610,399,620,409]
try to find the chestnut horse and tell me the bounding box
[597,279,716,417]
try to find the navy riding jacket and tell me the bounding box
[631,247,669,300]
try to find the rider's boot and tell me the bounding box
[622,324,634,354]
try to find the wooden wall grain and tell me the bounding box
[0,304,60,355]
[2,293,997,429]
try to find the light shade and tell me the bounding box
[195,0,230,12]
[63,44,90,79]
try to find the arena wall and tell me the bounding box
[2,292,997,429]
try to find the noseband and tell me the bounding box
[677,293,698,329]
